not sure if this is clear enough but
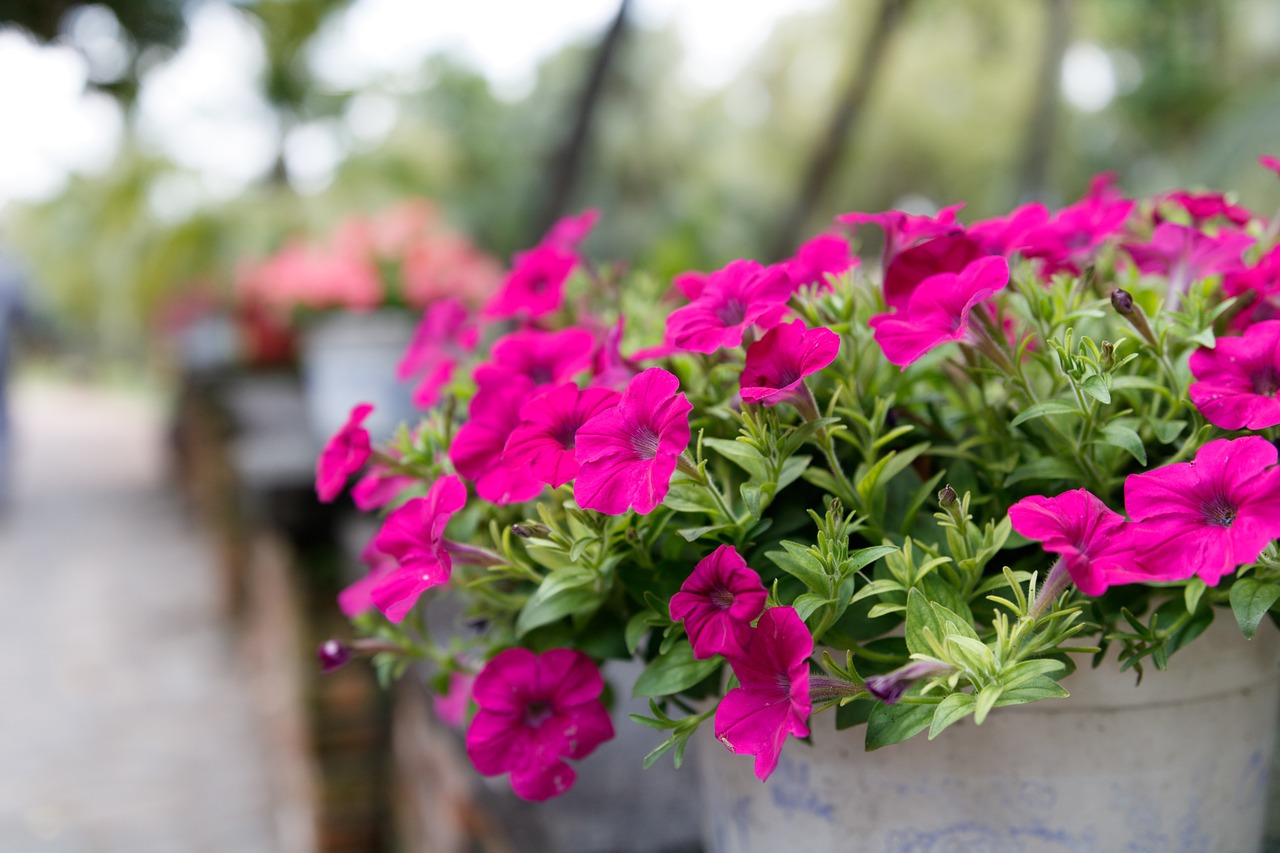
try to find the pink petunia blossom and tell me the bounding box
[542,208,599,251]
[1124,437,1280,586]
[315,403,374,503]
[503,383,622,488]
[473,327,597,390]
[837,203,965,271]
[369,475,468,622]
[669,545,768,659]
[483,244,579,320]
[1189,321,1280,431]
[337,539,398,618]
[1007,488,1140,596]
[868,255,1010,368]
[1159,191,1254,228]
[967,202,1050,257]
[398,298,481,408]
[433,670,476,729]
[574,368,692,515]
[465,648,615,801]
[450,374,543,505]
[671,270,709,301]
[590,317,642,389]
[714,606,812,782]
[1223,245,1280,331]
[1015,176,1135,274]
[664,260,793,354]
[1261,155,1280,179]
[1121,222,1253,308]
[882,233,986,311]
[739,319,840,409]
[351,462,417,511]
[783,233,857,291]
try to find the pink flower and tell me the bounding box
[882,233,985,311]
[1159,191,1253,227]
[315,403,373,503]
[398,298,480,408]
[1122,222,1253,307]
[967,202,1050,257]
[1223,245,1280,331]
[669,545,767,659]
[484,244,579,320]
[473,327,596,389]
[739,319,840,408]
[671,270,709,301]
[1189,321,1280,431]
[1124,437,1280,586]
[837,203,964,270]
[351,463,416,511]
[574,368,692,515]
[1016,177,1135,274]
[868,255,1010,368]
[783,233,857,291]
[369,475,468,622]
[542,208,599,251]
[465,648,614,801]
[450,374,543,505]
[664,260,793,354]
[714,606,812,782]
[590,317,641,389]
[1261,155,1280,179]
[1007,489,1139,596]
[337,541,396,618]
[433,670,476,729]
[503,383,622,488]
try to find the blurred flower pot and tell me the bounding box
[695,616,1280,853]
[300,309,417,445]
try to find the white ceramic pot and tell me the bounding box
[696,616,1280,853]
[299,309,418,445]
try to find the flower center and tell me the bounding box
[1202,494,1238,527]
[1251,365,1280,397]
[630,425,661,459]
[524,699,554,728]
[715,298,747,326]
[710,587,735,610]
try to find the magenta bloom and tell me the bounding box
[369,475,468,622]
[837,203,964,270]
[473,327,597,389]
[1016,177,1135,274]
[398,298,480,408]
[783,233,857,291]
[714,606,812,782]
[664,260,793,354]
[1008,489,1139,596]
[351,463,417,511]
[1261,155,1280,179]
[669,545,767,659]
[484,244,579,320]
[968,202,1050,257]
[1122,222,1253,307]
[739,319,839,408]
[671,270,709,301]
[1160,191,1253,227]
[433,670,476,729]
[337,542,396,618]
[1124,437,1280,586]
[574,368,692,515]
[1189,321,1280,431]
[503,383,621,488]
[315,402,373,503]
[465,648,614,801]
[882,233,985,311]
[868,255,1010,368]
[450,374,542,505]
[1223,245,1280,331]
[542,208,599,251]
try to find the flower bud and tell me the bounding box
[864,659,955,704]
[1100,340,1115,371]
[1110,289,1158,348]
[1110,288,1135,315]
[511,523,549,538]
[938,484,958,509]
[317,638,353,673]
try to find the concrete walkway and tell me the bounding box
[0,378,279,852]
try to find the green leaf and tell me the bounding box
[662,482,719,514]
[1183,577,1207,615]
[677,525,728,542]
[996,674,1070,705]
[1081,374,1111,404]
[1229,578,1280,640]
[793,592,832,622]
[516,570,601,636]
[702,437,769,481]
[1010,399,1078,428]
[767,542,829,591]
[631,641,722,697]
[865,701,933,750]
[625,609,658,655]
[1004,456,1079,486]
[905,588,946,656]
[1098,423,1146,465]
[928,692,976,740]
[846,545,899,574]
[1150,419,1185,444]
[973,684,1004,724]
[835,697,874,730]
[776,454,812,491]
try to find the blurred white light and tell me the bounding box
[1062,42,1117,113]
[344,91,399,145]
[63,4,132,84]
[283,121,346,194]
[146,171,207,223]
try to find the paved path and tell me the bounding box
[0,378,279,852]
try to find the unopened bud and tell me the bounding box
[1100,341,1115,371]
[1110,289,1159,348]
[1110,289,1135,315]
[938,484,958,509]
[864,660,955,704]
[317,638,353,673]
[511,523,549,538]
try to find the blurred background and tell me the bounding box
[2,0,1280,850]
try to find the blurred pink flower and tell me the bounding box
[337,539,398,618]
[484,244,579,320]
[1189,321,1280,431]
[503,383,621,488]
[1159,191,1253,228]
[351,463,416,511]
[542,208,599,251]
[433,670,476,729]
[837,203,965,271]
[1223,245,1280,330]
[714,606,812,782]
[450,374,543,505]
[882,233,985,311]
[868,255,1010,368]
[739,319,840,409]
[574,367,692,515]
[665,259,793,353]
[1124,437,1280,586]
[315,403,373,503]
[669,545,767,659]
[474,327,596,389]
[967,202,1050,257]
[465,647,614,801]
[1016,176,1135,274]
[370,475,468,622]
[1007,488,1139,596]
[398,298,481,408]
[1122,221,1253,307]
[1260,155,1280,179]
[783,233,857,291]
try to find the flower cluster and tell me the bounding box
[317,162,1280,800]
